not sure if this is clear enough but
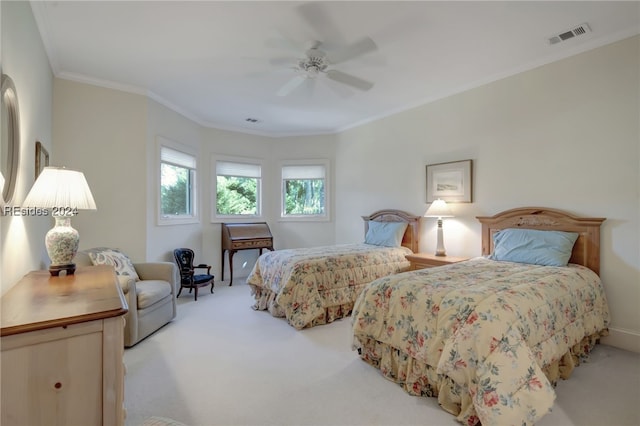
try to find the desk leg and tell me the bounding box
[228,250,235,286]
[221,250,225,282]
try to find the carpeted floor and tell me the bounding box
[124,281,640,426]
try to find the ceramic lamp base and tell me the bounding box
[45,215,80,275]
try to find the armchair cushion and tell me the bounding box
[134,262,176,284]
[85,247,140,281]
[136,280,173,309]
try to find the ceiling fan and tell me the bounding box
[269,2,379,97]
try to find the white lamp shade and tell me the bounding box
[23,167,96,210]
[424,199,454,218]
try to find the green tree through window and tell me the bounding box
[159,145,196,221]
[281,162,327,218]
[284,179,324,214]
[215,159,261,217]
[216,176,257,215]
[161,163,190,215]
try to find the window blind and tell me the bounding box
[282,165,325,179]
[161,147,196,169]
[217,161,261,178]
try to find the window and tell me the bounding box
[214,158,262,218]
[281,160,329,220]
[159,143,197,225]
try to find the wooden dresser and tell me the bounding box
[1,265,128,426]
[221,222,274,285]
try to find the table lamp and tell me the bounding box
[424,199,454,256]
[22,166,97,276]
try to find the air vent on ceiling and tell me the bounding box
[548,23,591,45]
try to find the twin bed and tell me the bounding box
[351,207,610,425]
[247,209,420,330]
[247,206,610,425]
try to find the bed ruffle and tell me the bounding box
[250,284,355,328]
[250,286,286,318]
[355,329,608,425]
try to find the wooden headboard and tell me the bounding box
[476,207,605,275]
[362,209,421,253]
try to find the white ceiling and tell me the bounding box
[30,1,640,137]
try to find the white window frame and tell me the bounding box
[212,155,263,222]
[280,159,330,222]
[157,137,199,226]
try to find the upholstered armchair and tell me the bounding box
[74,248,177,347]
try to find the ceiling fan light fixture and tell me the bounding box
[298,50,329,77]
[306,66,320,77]
[272,3,378,97]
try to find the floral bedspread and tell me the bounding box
[247,243,412,329]
[352,257,610,425]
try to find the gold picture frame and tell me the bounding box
[35,141,49,179]
[426,159,473,203]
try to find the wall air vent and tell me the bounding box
[548,23,591,45]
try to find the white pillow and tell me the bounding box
[86,247,140,280]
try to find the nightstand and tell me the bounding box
[405,253,470,270]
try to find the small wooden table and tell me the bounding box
[221,222,274,285]
[405,253,469,270]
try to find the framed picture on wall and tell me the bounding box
[426,159,472,203]
[35,141,49,179]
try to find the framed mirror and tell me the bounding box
[1,74,20,204]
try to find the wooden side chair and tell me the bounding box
[173,248,214,301]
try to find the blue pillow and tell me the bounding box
[365,221,408,247]
[489,228,579,267]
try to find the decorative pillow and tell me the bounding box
[86,247,140,281]
[365,221,408,248]
[489,228,579,267]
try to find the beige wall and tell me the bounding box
[0,1,54,291]
[50,87,339,279]
[335,35,639,351]
[45,79,338,284]
[53,79,148,261]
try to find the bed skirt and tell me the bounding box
[251,286,355,328]
[355,329,609,425]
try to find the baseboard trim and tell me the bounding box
[600,327,640,353]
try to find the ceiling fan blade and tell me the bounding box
[323,77,355,99]
[265,28,306,53]
[328,37,378,65]
[303,78,317,98]
[276,75,307,97]
[297,1,345,46]
[325,70,374,92]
